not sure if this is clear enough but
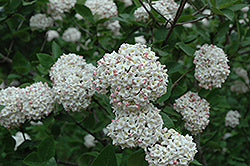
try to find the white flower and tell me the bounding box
[23,82,55,121]
[173,91,210,134]
[46,30,59,41]
[50,53,96,112]
[193,44,230,90]
[202,9,211,15]
[106,20,121,36]
[106,104,163,149]
[225,110,241,128]
[120,0,133,7]
[0,87,26,128]
[230,80,249,94]
[222,133,232,140]
[30,121,43,126]
[133,2,150,22]
[12,132,31,151]
[75,13,83,20]
[233,67,249,84]
[182,23,193,28]
[48,0,76,14]
[241,6,249,13]
[85,0,118,19]
[29,14,53,31]
[94,43,168,112]
[135,35,146,44]
[84,134,96,148]
[62,27,81,42]
[145,128,197,166]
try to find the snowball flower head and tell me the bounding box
[145,128,197,166]
[230,80,249,94]
[0,87,26,128]
[94,43,168,111]
[62,27,81,42]
[106,104,163,149]
[173,91,210,134]
[106,20,121,36]
[120,0,133,7]
[225,110,241,128]
[85,0,118,19]
[84,134,96,148]
[48,0,76,13]
[23,82,55,121]
[135,35,146,44]
[29,14,53,31]
[12,132,31,150]
[193,44,230,89]
[133,2,150,22]
[233,67,249,84]
[46,30,59,41]
[50,53,96,112]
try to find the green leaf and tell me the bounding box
[211,6,224,16]
[36,53,54,69]
[38,137,55,161]
[209,0,216,7]
[75,4,94,23]
[44,157,57,166]
[16,30,30,42]
[132,0,140,7]
[163,106,181,118]
[160,112,174,128]
[91,145,117,166]
[22,0,37,6]
[228,4,249,11]
[23,152,42,166]
[157,78,172,103]
[191,159,202,165]
[221,9,234,21]
[176,42,195,56]
[33,75,50,83]
[54,112,75,122]
[177,15,195,23]
[78,152,99,166]
[52,41,62,59]
[154,26,168,42]
[127,149,147,166]
[19,83,31,88]
[12,51,31,74]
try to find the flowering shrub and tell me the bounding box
[0,0,249,165]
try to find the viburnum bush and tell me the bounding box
[0,0,249,166]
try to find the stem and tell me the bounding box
[195,134,208,166]
[175,15,212,26]
[92,96,112,117]
[161,0,188,47]
[192,5,208,16]
[0,53,13,63]
[171,67,195,92]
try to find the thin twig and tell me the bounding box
[161,0,188,47]
[239,49,250,55]
[57,160,78,166]
[175,15,211,26]
[192,5,208,16]
[171,67,194,92]
[138,0,160,27]
[92,96,111,117]
[147,1,169,22]
[0,53,13,63]
[195,134,208,166]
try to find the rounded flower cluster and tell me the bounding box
[120,0,133,7]
[50,53,96,112]
[84,134,97,148]
[46,30,59,41]
[23,82,55,121]
[135,35,146,44]
[234,67,249,84]
[133,2,150,22]
[193,44,230,89]
[106,104,163,149]
[48,0,76,14]
[225,110,241,128]
[29,14,53,31]
[62,27,81,42]
[94,43,168,111]
[145,128,197,166]
[0,87,26,128]
[85,0,118,19]
[106,20,121,36]
[173,91,210,134]
[152,0,179,22]
[230,80,249,94]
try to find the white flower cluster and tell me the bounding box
[94,43,168,111]
[133,0,178,23]
[135,35,146,44]
[29,14,53,31]
[120,0,133,7]
[62,27,81,42]
[0,82,55,128]
[234,67,249,84]
[50,53,96,112]
[145,128,197,166]
[230,80,249,94]
[106,20,121,36]
[173,91,210,134]
[133,2,150,22]
[152,0,179,22]
[12,132,31,151]
[85,0,118,19]
[46,30,59,41]
[225,110,241,128]
[48,0,76,14]
[193,44,230,90]
[106,104,163,149]
[84,134,97,148]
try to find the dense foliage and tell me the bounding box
[0,0,249,165]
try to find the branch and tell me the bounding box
[194,134,208,166]
[171,67,194,92]
[138,0,160,27]
[57,160,78,166]
[0,53,13,63]
[161,0,188,47]
[192,4,208,16]
[175,15,212,26]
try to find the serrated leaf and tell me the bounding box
[52,41,62,59]
[127,149,147,166]
[91,145,117,166]
[176,42,195,56]
[36,53,54,69]
[38,137,55,161]
[75,4,94,23]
